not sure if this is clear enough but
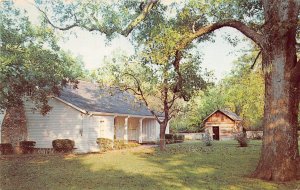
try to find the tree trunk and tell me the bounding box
[251,5,300,180]
[159,122,167,151]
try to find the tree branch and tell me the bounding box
[37,0,158,36]
[35,5,79,31]
[176,20,264,51]
[251,50,262,69]
[121,0,158,36]
[122,72,163,124]
[168,93,178,110]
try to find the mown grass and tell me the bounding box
[0,141,299,190]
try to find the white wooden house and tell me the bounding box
[1,81,169,153]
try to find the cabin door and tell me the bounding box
[212,126,220,140]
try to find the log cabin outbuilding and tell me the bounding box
[0,81,169,153]
[203,109,242,140]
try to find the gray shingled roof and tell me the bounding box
[58,81,154,116]
[203,109,242,122]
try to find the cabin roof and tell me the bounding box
[57,81,155,117]
[203,109,242,122]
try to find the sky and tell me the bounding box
[13,0,251,81]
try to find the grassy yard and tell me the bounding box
[0,141,299,190]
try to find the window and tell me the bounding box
[99,120,105,137]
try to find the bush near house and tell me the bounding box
[0,143,14,155]
[114,140,139,150]
[234,132,249,147]
[52,139,75,153]
[165,134,174,144]
[173,134,185,143]
[165,134,185,144]
[97,138,140,152]
[96,138,114,152]
[203,131,213,146]
[20,141,36,154]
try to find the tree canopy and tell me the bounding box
[171,51,265,132]
[90,47,210,149]
[0,3,84,114]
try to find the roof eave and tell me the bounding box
[53,97,88,114]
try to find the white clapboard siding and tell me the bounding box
[24,98,90,153]
[86,115,114,151]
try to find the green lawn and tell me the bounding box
[0,141,299,190]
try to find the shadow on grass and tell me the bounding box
[0,154,166,190]
[134,141,299,190]
[0,141,299,190]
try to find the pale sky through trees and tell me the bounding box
[14,0,251,81]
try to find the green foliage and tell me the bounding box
[96,138,114,152]
[20,141,36,154]
[165,134,174,144]
[165,134,185,144]
[113,140,140,150]
[221,53,264,129]
[171,52,264,132]
[203,131,213,146]
[52,139,75,153]
[37,0,153,39]
[96,138,139,152]
[173,134,185,143]
[0,4,83,114]
[92,49,209,122]
[234,132,249,147]
[171,87,225,132]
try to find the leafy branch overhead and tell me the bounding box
[0,5,83,114]
[36,0,158,38]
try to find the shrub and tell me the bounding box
[165,134,174,144]
[173,134,185,143]
[96,138,113,152]
[0,143,14,155]
[52,139,75,153]
[249,131,263,140]
[234,132,249,147]
[114,140,139,150]
[20,141,36,154]
[203,131,212,146]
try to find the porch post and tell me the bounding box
[139,118,144,143]
[124,117,128,144]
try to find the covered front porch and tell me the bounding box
[114,116,165,143]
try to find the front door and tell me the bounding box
[212,126,220,140]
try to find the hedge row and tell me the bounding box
[52,139,75,153]
[165,134,185,144]
[20,141,36,154]
[96,138,140,152]
[0,141,37,155]
[0,139,75,154]
[0,143,14,155]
